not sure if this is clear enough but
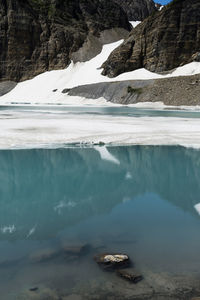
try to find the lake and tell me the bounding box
[1,144,200,299]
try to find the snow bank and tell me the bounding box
[1,40,200,105]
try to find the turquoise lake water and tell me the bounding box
[1,145,200,299]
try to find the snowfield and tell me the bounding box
[0,39,200,106]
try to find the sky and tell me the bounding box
[154,0,172,4]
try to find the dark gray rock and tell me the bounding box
[62,88,71,94]
[68,80,154,104]
[68,73,200,106]
[192,52,200,62]
[0,81,17,96]
[113,0,157,21]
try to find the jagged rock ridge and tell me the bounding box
[102,0,200,77]
[113,0,156,21]
[0,0,131,82]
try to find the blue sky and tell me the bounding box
[154,0,172,4]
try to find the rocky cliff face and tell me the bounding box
[113,0,156,21]
[102,0,200,77]
[0,0,131,82]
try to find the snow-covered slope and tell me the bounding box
[1,40,200,105]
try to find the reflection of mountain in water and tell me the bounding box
[0,146,200,240]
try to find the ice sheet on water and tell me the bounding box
[1,107,200,149]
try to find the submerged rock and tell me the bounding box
[61,242,91,262]
[63,295,82,300]
[63,243,90,257]
[29,287,39,292]
[116,269,143,283]
[18,287,60,300]
[94,253,130,270]
[30,247,59,263]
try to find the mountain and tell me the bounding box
[102,0,200,78]
[0,0,131,82]
[113,0,157,21]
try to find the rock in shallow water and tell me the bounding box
[94,253,130,270]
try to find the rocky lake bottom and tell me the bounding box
[0,145,200,299]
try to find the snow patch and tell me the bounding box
[129,21,141,28]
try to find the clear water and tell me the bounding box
[1,145,200,299]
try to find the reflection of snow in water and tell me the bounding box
[194,203,200,215]
[125,172,132,180]
[26,224,37,238]
[1,225,16,234]
[94,146,120,165]
[122,197,131,203]
[54,200,77,215]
